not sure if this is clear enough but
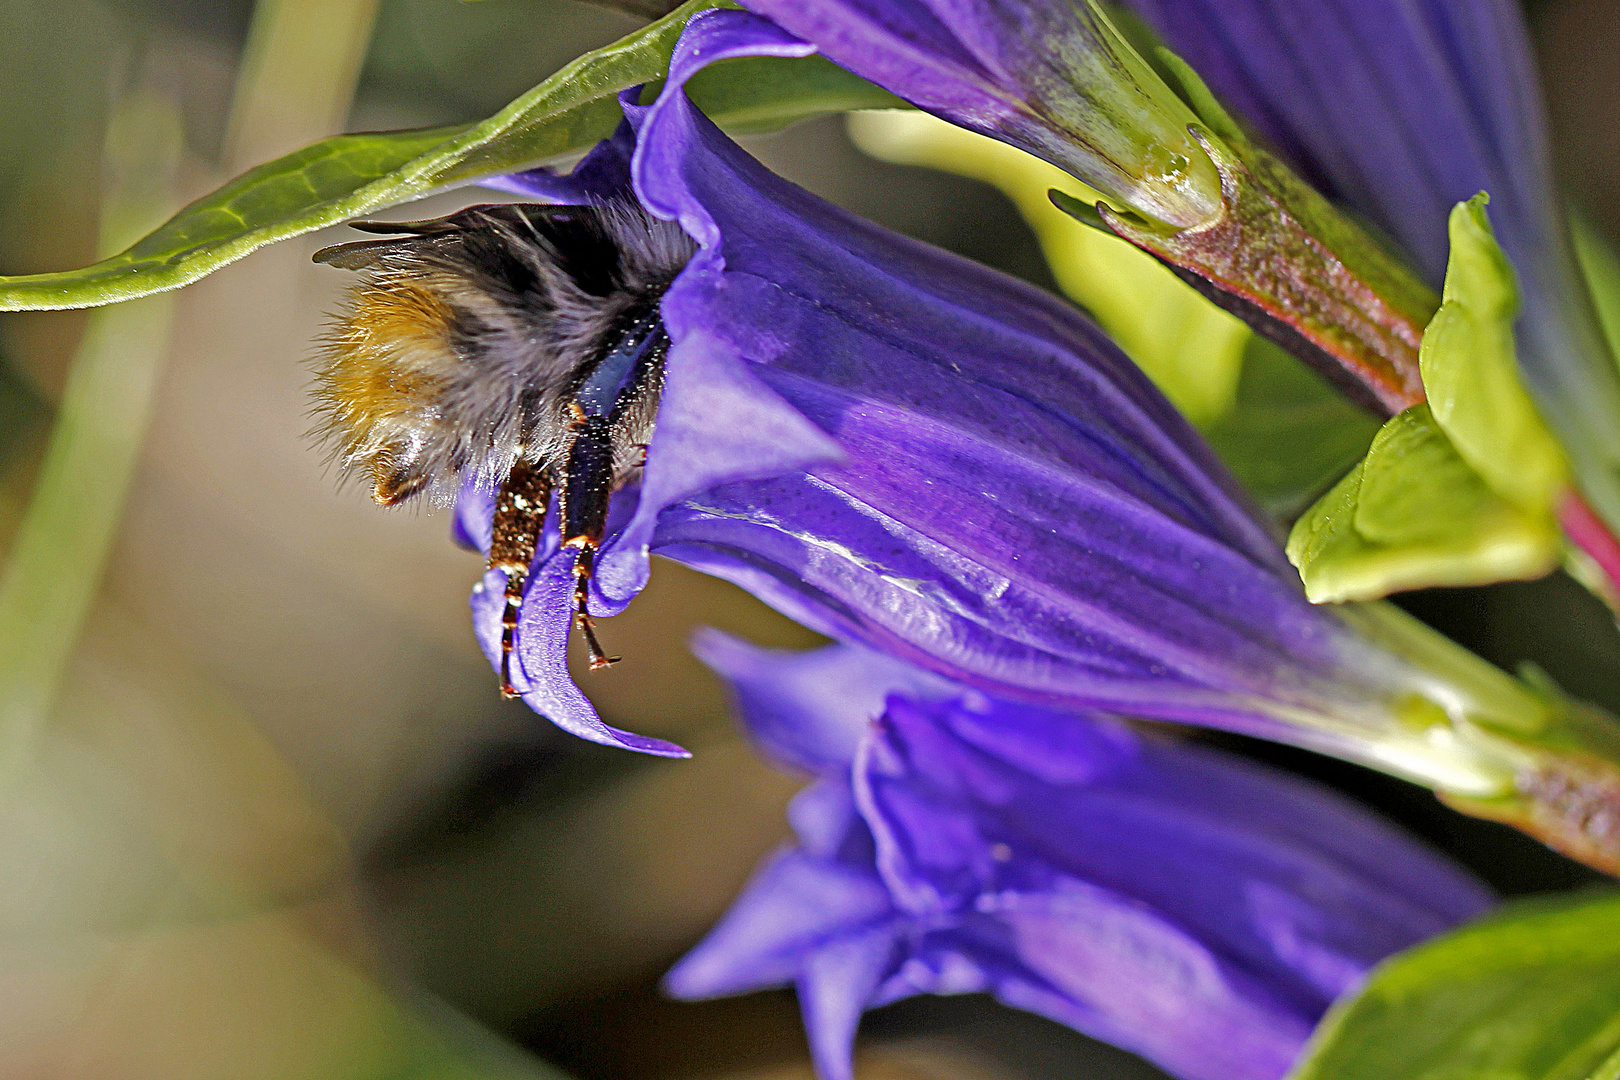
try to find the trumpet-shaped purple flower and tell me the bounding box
[455,9,1553,806]
[667,634,1494,1080]
[1117,0,1620,533]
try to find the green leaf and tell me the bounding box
[1287,404,1560,602]
[0,123,468,310]
[849,109,1246,426]
[1202,336,1381,517]
[1422,194,1569,511]
[0,1,901,311]
[683,53,904,136]
[1290,889,1620,1080]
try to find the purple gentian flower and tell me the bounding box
[666,634,1494,1080]
[454,9,1550,810]
[1116,0,1620,563]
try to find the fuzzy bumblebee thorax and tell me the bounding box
[313,199,696,507]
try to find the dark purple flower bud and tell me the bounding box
[738,0,1225,230]
[667,634,1494,1080]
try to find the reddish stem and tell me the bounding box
[1559,490,1620,607]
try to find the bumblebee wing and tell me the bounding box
[311,236,412,269]
[316,204,600,271]
[341,203,590,236]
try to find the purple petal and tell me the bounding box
[858,695,1492,1010]
[473,550,689,757]
[482,121,637,202]
[594,8,847,604]
[594,326,844,606]
[609,43,1407,748]
[690,633,960,773]
[734,1,1221,228]
[797,927,905,1080]
[787,774,871,861]
[451,478,497,554]
[731,4,1021,128]
[664,845,897,1001]
[678,664,1493,1080]
[469,10,1530,763]
[984,887,1310,1080]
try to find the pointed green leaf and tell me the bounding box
[0,123,468,310]
[1287,405,1560,603]
[1287,194,1572,601]
[1421,194,1570,511]
[0,0,901,311]
[1290,890,1620,1080]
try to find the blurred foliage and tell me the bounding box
[1200,338,1381,518]
[363,0,641,122]
[1573,210,1620,370]
[0,356,46,461]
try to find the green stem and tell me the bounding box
[0,0,384,782]
[1341,601,1620,876]
[0,89,182,780]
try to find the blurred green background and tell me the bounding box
[1,1,1618,1078]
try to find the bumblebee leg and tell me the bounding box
[559,411,622,671]
[557,302,668,671]
[570,545,619,670]
[487,461,552,697]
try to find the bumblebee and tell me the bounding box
[312,200,696,694]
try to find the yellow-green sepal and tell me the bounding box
[1287,405,1560,602]
[1288,194,1570,601]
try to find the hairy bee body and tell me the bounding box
[313,199,696,686]
[313,200,695,506]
